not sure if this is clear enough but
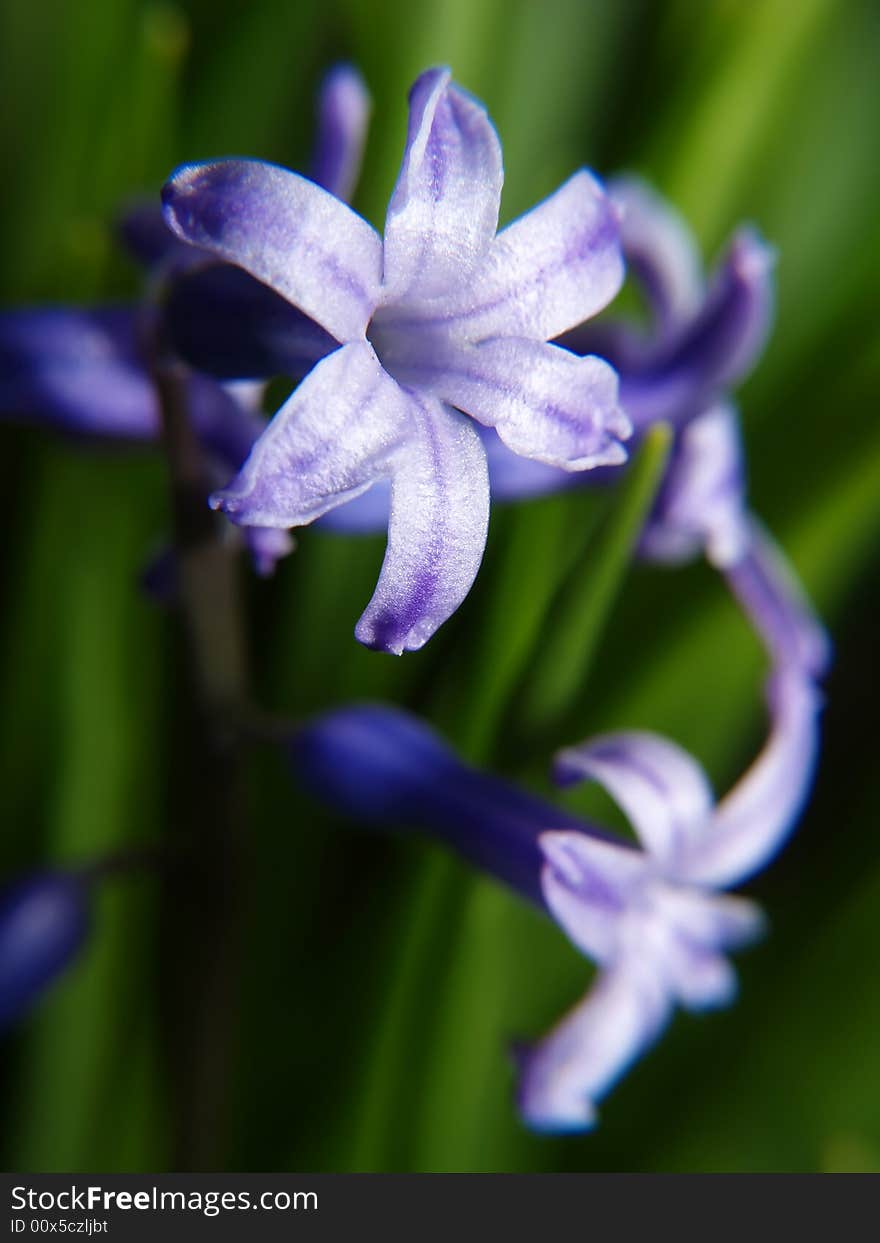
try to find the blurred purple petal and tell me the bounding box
[382,67,503,302]
[554,731,715,862]
[354,397,489,653]
[679,670,823,888]
[611,177,704,328]
[538,831,643,962]
[0,307,158,441]
[311,64,371,203]
[725,517,832,677]
[0,874,90,1028]
[244,525,295,577]
[615,227,775,430]
[640,403,749,568]
[162,160,383,340]
[517,962,671,1132]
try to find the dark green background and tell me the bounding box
[1,0,879,1172]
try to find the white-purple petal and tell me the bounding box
[538,831,644,962]
[395,170,623,343]
[725,517,832,678]
[382,67,503,303]
[354,395,489,654]
[397,337,629,469]
[516,961,671,1132]
[678,670,823,889]
[310,64,371,203]
[554,731,715,863]
[162,160,383,341]
[210,342,408,527]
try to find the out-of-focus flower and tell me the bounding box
[290,662,822,1131]
[163,66,629,653]
[0,873,91,1028]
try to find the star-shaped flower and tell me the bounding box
[162,67,630,653]
[290,663,822,1132]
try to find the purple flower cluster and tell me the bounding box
[0,64,829,1134]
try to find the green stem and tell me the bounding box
[152,350,250,1170]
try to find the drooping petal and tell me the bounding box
[0,307,158,441]
[0,873,91,1028]
[640,403,749,568]
[554,732,714,863]
[725,517,832,678]
[610,176,704,329]
[614,228,775,429]
[210,342,409,527]
[290,702,588,906]
[538,830,644,963]
[394,337,629,469]
[163,262,338,380]
[678,671,823,888]
[162,160,383,340]
[382,67,503,303]
[310,64,371,203]
[385,171,623,343]
[516,961,671,1132]
[354,395,490,653]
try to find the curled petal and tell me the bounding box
[0,307,158,441]
[554,732,714,863]
[355,396,490,653]
[0,874,91,1028]
[616,228,775,430]
[401,338,629,469]
[516,962,671,1133]
[679,671,823,888]
[611,176,704,328]
[210,342,409,527]
[382,67,503,303]
[538,831,645,963]
[640,403,749,568]
[162,160,383,340]
[164,262,338,381]
[725,517,832,678]
[310,64,371,203]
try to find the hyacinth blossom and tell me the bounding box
[162,66,630,653]
[319,175,829,677]
[0,65,371,581]
[290,656,823,1131]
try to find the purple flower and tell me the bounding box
[162,67,629,653]
[291,663,822,1131]
[521,668,819,1129]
